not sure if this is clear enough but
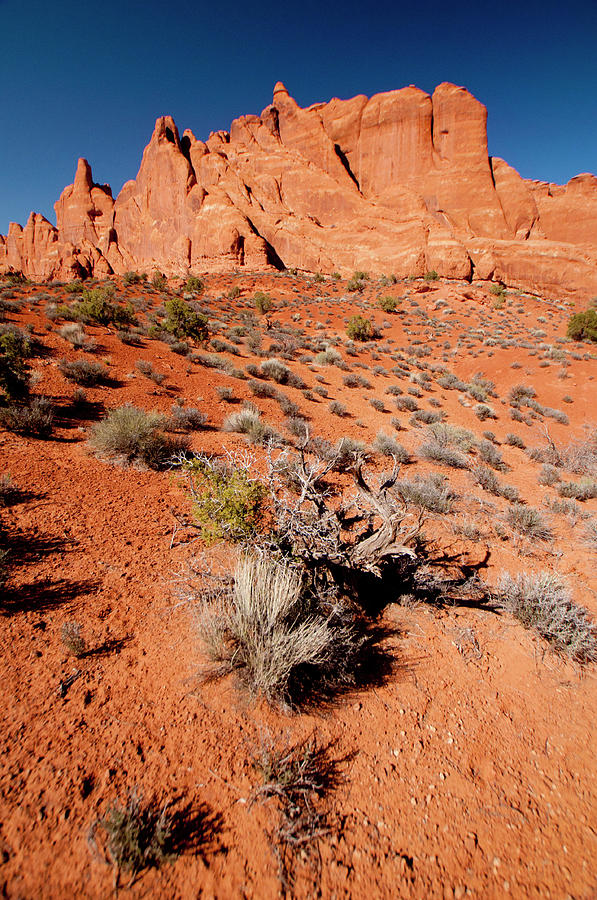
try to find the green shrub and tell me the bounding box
[66,286,137,327]
[346,315,373,342]
[377,296,398,313]
[489,283,506,297]
[0,325,31,399]
[89,405,186,468]
[347,276,366,293]
[123,271,145,285]
[184,458,267,545]
[424,270,439,282]
[163,298,208,342]
[151,271,167,291]
[253,291,273,315]
[185,275,204,294]
[567,308,597,342]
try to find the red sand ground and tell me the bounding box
[0,272,595,898]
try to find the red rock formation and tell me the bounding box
[2,82,596,299]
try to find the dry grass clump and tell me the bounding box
[165,403,207,433]
[0,397,54,436]
[419,439,469,469]
[58,322,89,348]
[91,793,175,885]
[89,405,187,468]
[251,735,341,889]
[89,791,211,888]
[222,406,281,445]
[506,504,553,541]
[61,621,87,657]
[556,478,597,501]
[372,431,411,462]
[195,554,369,708]
[59,358,109,386]
[497,571,597,664]
[395,473,455,513]
[473,466,519,502]
[582,521,597,549]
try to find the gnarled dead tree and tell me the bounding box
[264,439,426,605]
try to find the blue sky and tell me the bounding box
[1,0,595,231]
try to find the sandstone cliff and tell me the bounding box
[2,82,596,298]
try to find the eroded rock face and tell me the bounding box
[2,83,596,298]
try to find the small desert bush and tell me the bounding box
[328,400,347,417]
[315,347,341,366]
[346,316,373,342]
[260,359,291,384]
[59,359,109,386]
[372,431,410,462]
[195,554,367,706]
[163,298,208,342]
[346,275,367,292]
[165,404,207,433]
[89,405,186,468]
[477,439,505,470]
[509,384,536,404]
[395,473,455,513]
[151,271,167,290]
[123,271,145,285]
[0,397,53,436]
[183,457,267,545]
[506,504,553,542]
[583,521,597,550]
[427,423,476,451]
[70,285,136,327]
[424,270,439,282]
[135,359,165,385]
[222,407,281,445]
[58,322,88,348]
[474,403,496,421]
[419,440,469,469]
[248,379,278,399]
[556,478,597,501]
[395,396,418,412]
[497,572,597,663]
[410,409,442,425]
[473,466,519,501]
[61,621,87,658]
[90,792,183,886]
[377,296,398,313]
